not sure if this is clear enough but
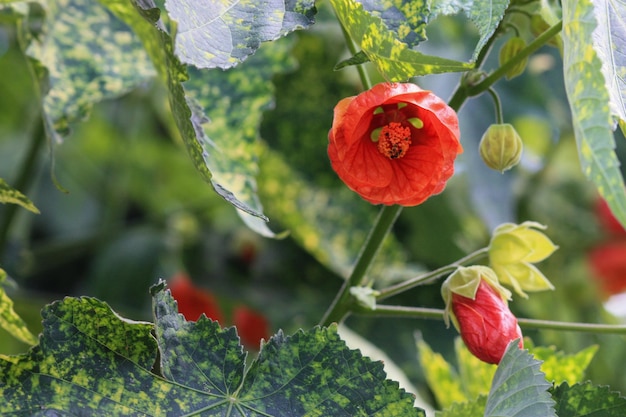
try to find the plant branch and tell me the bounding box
[376,247,489,301]
[355,305,626,334]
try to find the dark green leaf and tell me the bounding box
[0,286,425,416]
[27,0,155,140]
[484,340,556,417]
[562,0,626,228]
[334,50,371,70]
[435,395,487,417]
[430,0,510,61]
[330,0,472,80]
[103,0,273,229]
[359,0,429,48]
[552,381,626,416]
[0,178,39,214]
[165,0,316,69]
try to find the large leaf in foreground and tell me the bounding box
[0,284,424,416]
[552,381,626,416]
[591,0,626,123]
[562,0,626,228]
[0,269,37,346]
[165,0,316,69]
[330,0,472,80]
[103,0,273,232]
[484,340,556,417]
[26,0,155,141]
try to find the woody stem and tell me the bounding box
[353,305,626,334]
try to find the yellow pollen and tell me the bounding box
[377,122,412,159]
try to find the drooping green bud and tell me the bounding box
[479,123,523,173]
[499,37,528,80]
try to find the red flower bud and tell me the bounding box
[595,197,626,236]
[328,82,462,206]
[169,272,224,323]
[588,241,626,296]
[452,280,523,364]
[233,306,270,349]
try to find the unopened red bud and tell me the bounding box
[452,280,523,364]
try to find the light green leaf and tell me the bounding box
[102,0,273,229]
[435,395,487,417]
[531,344,598,386]
[454,337,497,400]
[259,150,422,283]
[0,178,39,214]
[0,284,425,416]
[430,0,510,61]
[0,269,37,346]
[484,340,556,417]
[26,0,155,140]
[330,0,472,80]
[591,0,626,123]
[552,381,626,417]
[562,0,626,228]
[165,0,316,69]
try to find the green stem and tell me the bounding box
[377,247,489,301]
[0,118,45,257]
[487,88,504,124]
[320,205,403,326]
[355,305,626,334]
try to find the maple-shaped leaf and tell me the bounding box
[552,381,626,416]
[0,282,424,416]
[165,0,316,69]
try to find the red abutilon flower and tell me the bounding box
[588,241,626,296]
[595,197,626,236]
[328,82,462,206]
[233,306,270,349]
[169,272,224,323]
[441,266,523,365]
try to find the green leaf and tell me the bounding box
[0,269,37,346]
[0,178,39,214]
[562,0,626,228]
[102,0,273,230]
[258,150,422,283]
[430,0,510,61]
[165,0,316,69]
[416,338,466,408]
[591,0,626,123]
[435,395,487,417]
[359,0,429,48]
[531,344,598,386]
[0,285,425,416]
[330,0,472,80]
[552,381,626,417]
[454,337,497,400]
[26,0,156,140]
[484,340,556,417]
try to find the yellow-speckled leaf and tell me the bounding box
[103,0,273,230]
[591,0,626,123]
[0,178,39,214]
[165,0,316,69]
[0,269,37,346]
[455,337,497,400]
[330,0,472,80]
[26,0,155,141]
[562,0,626,228]
[0,284,425,416]
[416,338,467,409]
[259,150,422,283]
[531,344,599,385]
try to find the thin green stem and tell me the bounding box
[320,205,403,326]
[0,118,45,257]
[355,305,626,334]
[377,247,489,301]
[487,88,504,124]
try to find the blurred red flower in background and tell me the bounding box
[328,82,462,206]
[169,272,270,348]
[588,198,626,297]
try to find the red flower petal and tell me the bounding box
[169,272,224,323]
[588,241,626,296]
[452,280,523,364]
[233,306,270,349]
[595,197,626,236]
[328,82,462,206]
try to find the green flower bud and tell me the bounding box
[479,123,523,173]
[499,37,528,80]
